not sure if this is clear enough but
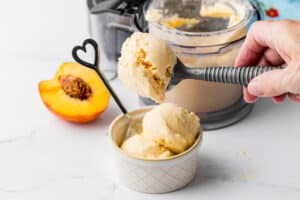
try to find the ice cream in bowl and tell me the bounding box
[108,103,203,193]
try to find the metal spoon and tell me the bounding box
[72,39,139,138]
[72,39,127,114]
[168,58,282,90]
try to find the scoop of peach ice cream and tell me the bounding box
[118,32,176,103]
[121,134,173,159]
[142,103,201,154]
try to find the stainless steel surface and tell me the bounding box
[87,0,145,79]
[88,11,133,73]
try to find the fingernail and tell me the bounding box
[248,81,264,96]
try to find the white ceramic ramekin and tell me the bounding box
[108,107,203,194]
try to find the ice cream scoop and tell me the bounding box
[167,58,283,90]
[118,32,283,103]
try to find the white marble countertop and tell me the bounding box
[1,1,300,199]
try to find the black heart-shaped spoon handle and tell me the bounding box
[72,39,99,69]
[72,39,128,114]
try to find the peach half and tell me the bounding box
[39,62,110,123]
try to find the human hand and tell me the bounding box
[235,20,300,103]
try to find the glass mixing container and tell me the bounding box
[142,0,262,130]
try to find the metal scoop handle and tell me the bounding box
[171,58,283,87]
[185,66,282,85]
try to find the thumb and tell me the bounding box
[247,69,288,97]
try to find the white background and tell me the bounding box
[1,1,300,200]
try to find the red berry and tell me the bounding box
[266,8,279,18]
